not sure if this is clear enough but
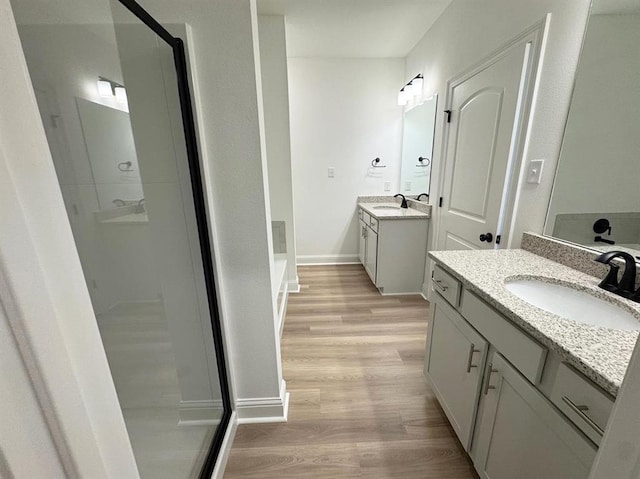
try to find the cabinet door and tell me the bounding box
[358,219,366,265]
[425,293,488,450]
[364,225,377,283]
[473,353,596,479]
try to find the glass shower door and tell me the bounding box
[11,0,230,477]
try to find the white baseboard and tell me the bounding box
[178,399,224,425]
[379,291,423,296]
[236,379,289,424]
[210,411,238,479]
[287,276,300,293]
[297,254,359,265]
[422,282,432,301]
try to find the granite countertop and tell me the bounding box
[358,202,430,220]
[429,249,640,396]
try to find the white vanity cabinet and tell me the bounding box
[472,352,596,479]
[425,293,488,450]
[357,206,428,294]
[425,261,601,479]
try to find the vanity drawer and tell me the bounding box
[461,291,547,384]
[550,363,614,446]
[432,265,461,307]
[369,216,379,232]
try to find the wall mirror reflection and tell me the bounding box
[545,0,640,258]
[399,94,437,198]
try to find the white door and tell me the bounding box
[438,42,530,251]
[364,225,378,284]
[358,218,366,265]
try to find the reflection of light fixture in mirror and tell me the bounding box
[97,76,126,101]
[97,79,113,97]
[114,86,127,103]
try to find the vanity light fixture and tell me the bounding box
[97,76,127,102]
[397,73,424,106]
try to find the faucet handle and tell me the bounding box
[597,262,620,292]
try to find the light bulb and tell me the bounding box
[114,86,127,103]
[97,79,112,97]
[412,76,424,97]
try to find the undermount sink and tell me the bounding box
[504,278,640,331]
[372,205,401,210]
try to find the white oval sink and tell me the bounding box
[373,205,400,210]
[504,279,640,331]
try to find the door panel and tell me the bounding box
[449,89,503,219]
[439,43,529,251]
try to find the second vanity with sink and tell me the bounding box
[425,247,640,479]
[358,200,430,294]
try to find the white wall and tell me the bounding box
[289,57,404,263]
[258,15,299,289]
[546,14,640,224]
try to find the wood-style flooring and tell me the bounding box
[224,264,478,478]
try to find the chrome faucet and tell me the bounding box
[394,193,408,208]
[595,251,639,302]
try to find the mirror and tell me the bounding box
[76,98,144,211]
[399,95,437,198]
[545,1,640,256]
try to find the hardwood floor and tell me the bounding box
[224,264,478,478]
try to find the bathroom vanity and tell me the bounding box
[357,202,429,294]
[425,248,640,479]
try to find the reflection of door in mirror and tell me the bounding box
[76,98,144,210]
[399,95,437,196]
[545,4,640,257]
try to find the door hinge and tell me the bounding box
[496,235,501,245]
[444,110,452,123]
[439,197,443,207]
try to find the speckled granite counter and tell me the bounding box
[429,249,640,396]
[359,202,430,220]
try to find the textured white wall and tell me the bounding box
[289,58,404,263]
[546,14,640,225]
[258,15,298,287]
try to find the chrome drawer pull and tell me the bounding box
[466,343,480,373]
[483,364,499,395]
[562,396,604,436]
[434,279,449,291]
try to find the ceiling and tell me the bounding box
[257,0,453,58]
[592,0,640,14]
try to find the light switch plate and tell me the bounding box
[328,167,335,178]
[383,181,391,191]
[527,159,544,184]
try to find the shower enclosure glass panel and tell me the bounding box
[11,0,230,477]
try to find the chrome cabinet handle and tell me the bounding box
[562,396,604,436]
[434,279,449,291]
[466,344,481,373]
[483,363,499,395]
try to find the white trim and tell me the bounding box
[287,276,300,293]
[210,411,238,479]
[178,399,224,425]
[236,379,289,424]
[297,254,360,265]
[278,289,288,338]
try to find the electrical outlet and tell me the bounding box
[527,159,544,184]
[404,181,412,191]
[328,167,335,178]
[383,181,391,191]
